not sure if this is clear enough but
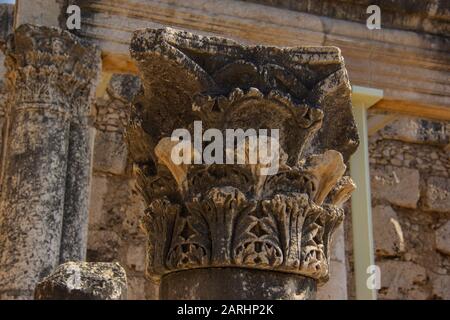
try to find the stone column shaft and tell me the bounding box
[0,106,70,298]
[60,117,95,263]
[0,24,100,299]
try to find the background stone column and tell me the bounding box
[59,117,95,263]
[127,28,359,300]
[0,24,100,299]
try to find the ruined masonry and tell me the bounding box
[126,28,358,299]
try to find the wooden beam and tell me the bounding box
[373,99,450,121]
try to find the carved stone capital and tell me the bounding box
[140,151,353,283]
[3,24,101,118]
[128,28,358,295]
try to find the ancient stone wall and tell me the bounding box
[346,113,450,300]
[87,74,159,299]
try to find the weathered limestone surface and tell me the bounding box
[431,274,450,300]
[34,262,127,300]
[93,131,128,175]
[435,221,450,256]
[356,114,450,300]
[380,117,449,147]
[127,27,358,299]
[316,261,347,300]
[0,25,100,299]
[60,117,95,263]
[371,166,420,209]
[14,0,65,29]
[161,268,317,300]
[423,176,450,213]
[372,205,405,257]
[93,74,140,175]
[378,261,428,300]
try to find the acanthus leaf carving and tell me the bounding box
[233,198,283,268]
[127,27,359,283]
[142,198,179,280]
[166,206,210,271]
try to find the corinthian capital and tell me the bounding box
[3,24,101,117]
[127,28,358,294]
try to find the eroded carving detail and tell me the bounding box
[127,28,358,283]
[4,24,101,118]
